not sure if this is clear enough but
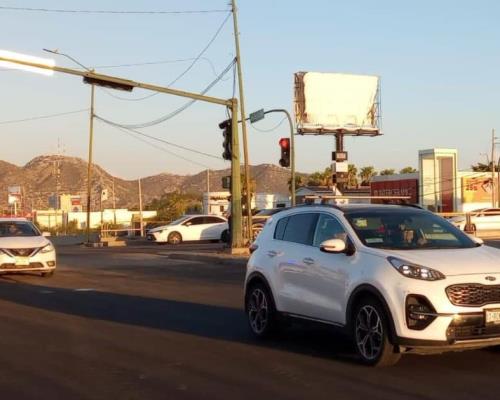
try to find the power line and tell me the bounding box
[0,109,88,125]
[101,12,232,102]
[0,6,229,15]
[96,118,223,161]
[96,58,236,129]
[103,123,215,169]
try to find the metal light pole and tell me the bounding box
[492,129,496,208]
[250,109,296,206]
[0,51,243,248]
[231,0,253,241]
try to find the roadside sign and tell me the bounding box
[249,109,265,123]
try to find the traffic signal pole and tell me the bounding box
[86,82,95,243]
[0,53,244,249]
[231,99,243,248]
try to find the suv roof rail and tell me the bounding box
[398,203,424,209]
[294,203,344,211]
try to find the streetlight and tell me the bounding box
[0,49,245,250]
[249,108,296,206]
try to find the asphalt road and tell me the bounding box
[0,243,500,399]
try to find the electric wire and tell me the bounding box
[0,6,229,15]
[96,119,223,161]
[101,12,232,102]
[96,58,236,129]
[0,109,88,125]
[107,123,213,169]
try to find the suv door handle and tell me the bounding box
[302,257,315,266]
[267,250,278,258]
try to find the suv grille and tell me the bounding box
[446,284,500,307]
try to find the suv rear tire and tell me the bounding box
[353,297,401,367]
[245,282,278,338]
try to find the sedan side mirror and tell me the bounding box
[42,231,51,237]
[320,239,347,254]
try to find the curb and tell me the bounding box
[159,252,248,267]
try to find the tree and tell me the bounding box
[307,166,332,186]
[347,164,358,188]
[146,192,202,222]
[380,169,396,176]
[288,175,304,192]
[471,162,494,172]
[400,166,417,174]
[359,166,377,186]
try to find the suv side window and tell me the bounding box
[282,213,318,246]
[274,216,289,240]
[313,213,347,247]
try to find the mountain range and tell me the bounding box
[0,155,298,210]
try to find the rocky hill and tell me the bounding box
[0,155,297,211]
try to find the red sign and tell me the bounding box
[370,179,419,204]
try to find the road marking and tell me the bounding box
[40,289,55,294]
[73,288,96,292]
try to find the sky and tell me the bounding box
[1,0,500,179]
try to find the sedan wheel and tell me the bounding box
[168,232,182,245]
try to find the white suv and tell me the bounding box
[244,204,500,366]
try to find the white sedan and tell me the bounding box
[0,218,56,277]
[450,208,500,232]
[147,215,228,244]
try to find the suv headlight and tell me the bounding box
[388,257,445,281]
[40,243,55,254]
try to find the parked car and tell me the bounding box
[244,204,500,366]
[449,208,500,232]
[147,215,228,244]
[0,218,56,277]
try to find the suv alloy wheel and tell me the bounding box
[353,297,401,367]
[245,283,277,337]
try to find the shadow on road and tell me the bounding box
[0,279,355,363]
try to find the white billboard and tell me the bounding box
[294,72,380,135]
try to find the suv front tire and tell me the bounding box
[245,282,278,338]
[352,297,401,367]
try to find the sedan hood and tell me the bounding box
[380,245,500,276]
[149,225,171,233]
[0,236,50,249]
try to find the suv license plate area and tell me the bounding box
[485,309,500,325]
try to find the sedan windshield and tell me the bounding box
[0,221,40,237]
[169,216,191,226]
[344,209,477,250]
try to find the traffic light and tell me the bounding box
[279,138,290,167]
[219,119,232,161]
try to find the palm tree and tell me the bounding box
[347,164,358,187]
[380,169,395,176]
[359,166,377,186]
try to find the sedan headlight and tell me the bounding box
[40,243,55,254]
[388,257,445,281]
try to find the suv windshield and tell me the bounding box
[0,221,40,237]
[344,209,476,250]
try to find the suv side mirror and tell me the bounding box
[320,239,346,253]
[467,234,484,245]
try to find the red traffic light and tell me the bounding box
[279,138,290,149]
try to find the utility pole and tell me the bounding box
[86,82,95,243]
[112,177,116,225]
[231,0,253,242]
[206,168,210,214]
[138,178,144,237]
[492,129,496,208]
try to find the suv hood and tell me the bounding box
[0,236,50,249]
[379,245,500,276]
